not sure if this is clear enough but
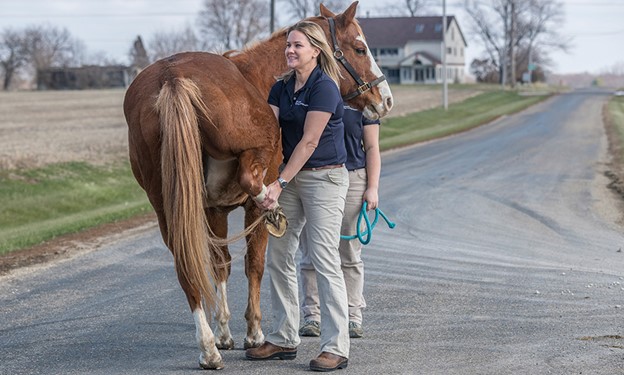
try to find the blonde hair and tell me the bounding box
[277,21,343,87]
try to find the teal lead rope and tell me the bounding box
[340,201,396,245]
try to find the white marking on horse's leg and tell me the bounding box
[244,310,265,349]
[214,281,235,350]
[252,184,278,209]
[193,308,224,370]
[253,185,267,203]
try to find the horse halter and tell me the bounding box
[327,17,387,100]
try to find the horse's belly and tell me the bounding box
[204,157,247,207]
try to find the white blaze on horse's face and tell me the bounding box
[358,35,393,120]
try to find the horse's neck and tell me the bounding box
[229,31,288,97]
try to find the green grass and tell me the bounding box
[379,90,551,150]
[0,161,151,255]
[607,93,624,163]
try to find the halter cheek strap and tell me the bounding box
[327,17,387,100]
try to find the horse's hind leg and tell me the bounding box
[243,201,267,349]
[206,207,236,350]
[177,276,224,369]
[152,210,224,369]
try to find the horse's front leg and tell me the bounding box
[206,207,235,350]
[243,201,267,349]
[238,149,287,237]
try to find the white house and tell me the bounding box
[358,16,468,84]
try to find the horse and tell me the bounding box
[122,1,393,370]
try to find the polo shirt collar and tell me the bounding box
[286,65,324,97]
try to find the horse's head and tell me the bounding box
[317,1,393,120]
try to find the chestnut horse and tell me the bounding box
[123,1,392,370]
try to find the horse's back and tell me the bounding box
[124,51,278,158]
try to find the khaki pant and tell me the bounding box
[265,167,350,357]
[300,168,367,325]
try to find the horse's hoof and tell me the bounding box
[243,337,264,349]
[199,357,225,370]
[265,206,287,238]
[216,337,235,350]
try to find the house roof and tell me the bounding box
[399,51,441,66]
[358,16,467,47]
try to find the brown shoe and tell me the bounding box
[245,341,297,361]
[309,351,348,372]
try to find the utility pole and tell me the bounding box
[442,0,448,110]
[270,0,275,33]
[509,0,516,88]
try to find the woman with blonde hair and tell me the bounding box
[246,20,350,372]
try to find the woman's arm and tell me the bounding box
[362,124,381,210]
[257,110,331,210]
[270,104,279,121]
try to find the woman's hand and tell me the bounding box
[363,187,379,210]
[257,180,282,210]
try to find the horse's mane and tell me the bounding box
[223,27,289,59]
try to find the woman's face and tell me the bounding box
[285,30,320,71]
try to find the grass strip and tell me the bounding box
[607,94,624,163]
[379,90,551,150]
[0,161,151,255]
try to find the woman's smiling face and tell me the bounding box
[285,30,320,71]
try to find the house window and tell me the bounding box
[415,24,425,33]
[435,23,442,32]
[379,48,398,56]
[452,29,455,40]
[370,48,378,57]
[447,47,452,54]
[402,68,412,80]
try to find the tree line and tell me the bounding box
[1,0,572,90]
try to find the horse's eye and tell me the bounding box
[355,48,366,56]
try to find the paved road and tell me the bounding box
[1,89,623,374]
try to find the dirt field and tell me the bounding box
[0,86,480,170]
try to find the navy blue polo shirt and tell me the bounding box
[343,106,380,171]
[268,66,346,169]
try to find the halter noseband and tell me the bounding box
[327,17,387,100]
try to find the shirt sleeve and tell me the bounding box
[307,79,341,114]
[268,81,283,107]
[363,116,380,126]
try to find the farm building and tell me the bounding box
[358,16,468,84]
[37,65,132,90]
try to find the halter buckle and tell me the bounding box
[357,82,372,95]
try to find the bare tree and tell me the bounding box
[464,0,568,85]
[22,24,85,81]
[129,36,150,69]
[282,0,349,20]
[0,28,27,90]
[198,0,269,50]
[147,26,203,61]
[403,0,434,17]
[366,0,432,17]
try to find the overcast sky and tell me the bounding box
[2,0,623,75]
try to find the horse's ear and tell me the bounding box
[339,1,359,22]
[319,3,336,18]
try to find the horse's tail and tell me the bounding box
[155,77,219,312]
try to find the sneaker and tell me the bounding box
[299,320,321,337]
[348,321,363,338]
